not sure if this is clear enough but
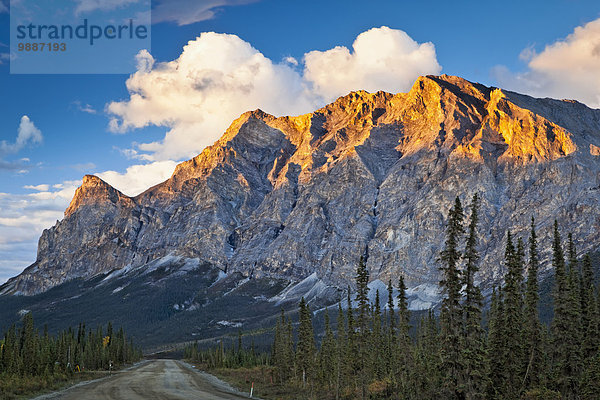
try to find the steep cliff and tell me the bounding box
[4,75,600,296]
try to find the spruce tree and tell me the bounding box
[487,287,506,399]
[387,279,396,335]
[550,221,572,397]
[397,275,411,394]
[386,278,397,385]
[297,297,316,388]
[319,309,336,391]
[439,196,465,399]
[564,233,582,397]
[581,254,599,361]
[370,290,384,379]
[460,193,487,400]
[503,234,525,398]
[345,288,356,392]
[397,275,410,346]
[354,256,371,398]
[335,302,346,400]
[523,217,542,390]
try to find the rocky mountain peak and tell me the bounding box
[65,175,134,217]
[5,75,600,297]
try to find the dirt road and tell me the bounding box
[36,359,251,400]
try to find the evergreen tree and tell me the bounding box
[387,279,395,335]
[581,254,599,361]
[460,193,487,400]
[335,302,346,400]
[386,278,397,385]
[564,233,582,397]
[272,309,293,383]
[319,309,336,391]
[345,288,356,393]
[20,313,37,376]
[503,234,526,398]
[487,287,506,399]
[370,290,384,379]
[523,217,542,390]
[396,274,412,396]
[439,196,465,399]
[550,221,573,397]
[354,256,371,398]
[297,297,316,388]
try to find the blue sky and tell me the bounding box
[0,0,599,283]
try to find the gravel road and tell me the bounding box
[34,359,251,400]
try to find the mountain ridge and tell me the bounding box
[4,74,600,297]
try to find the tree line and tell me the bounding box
[184,329,270,369]
[0,314,141,397]
[189,194,600,399]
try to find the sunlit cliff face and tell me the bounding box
[11,75,600,296]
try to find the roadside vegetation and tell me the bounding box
[186,194,600,399]
[0,315,141,399]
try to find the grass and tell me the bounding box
[0,371,107,400]
[193,364,302,400]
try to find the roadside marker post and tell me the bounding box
[250,381,254,398]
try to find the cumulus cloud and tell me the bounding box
[304,26,442,101]
[0,159,176,283]
[107,32,319,161]
[0,181,79,284]
[97,160,177,196]
[107,27,441,161]
[494,18,600,109]
[0,116,42,172]
[152,0,256,26]
[1,116,43,155]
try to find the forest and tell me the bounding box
[187,194,600,400]
[0,315,141,398]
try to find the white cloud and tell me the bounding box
[0,181,78,284]
[0,160,177,283]
[1,116,43,155]
[304,26,441,101]
[283,56,298,66]
[107,27,441,162]
[152,0,255,26]
[97,161,177,196]
[72,100,97,114]
[73,0,140,15]
[0,53,10,64]
[494,18,600,109]
[0,116,42,172]
[107,32,320,161]
[24,184,50,191]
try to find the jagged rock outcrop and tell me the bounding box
[4,75,600,296]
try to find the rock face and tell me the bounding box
[4,75,600,296]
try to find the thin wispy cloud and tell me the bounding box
[72,100,97,114]
[73,0,141,15]
[152,0,257,26]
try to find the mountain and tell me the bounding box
[2,75,600,345]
